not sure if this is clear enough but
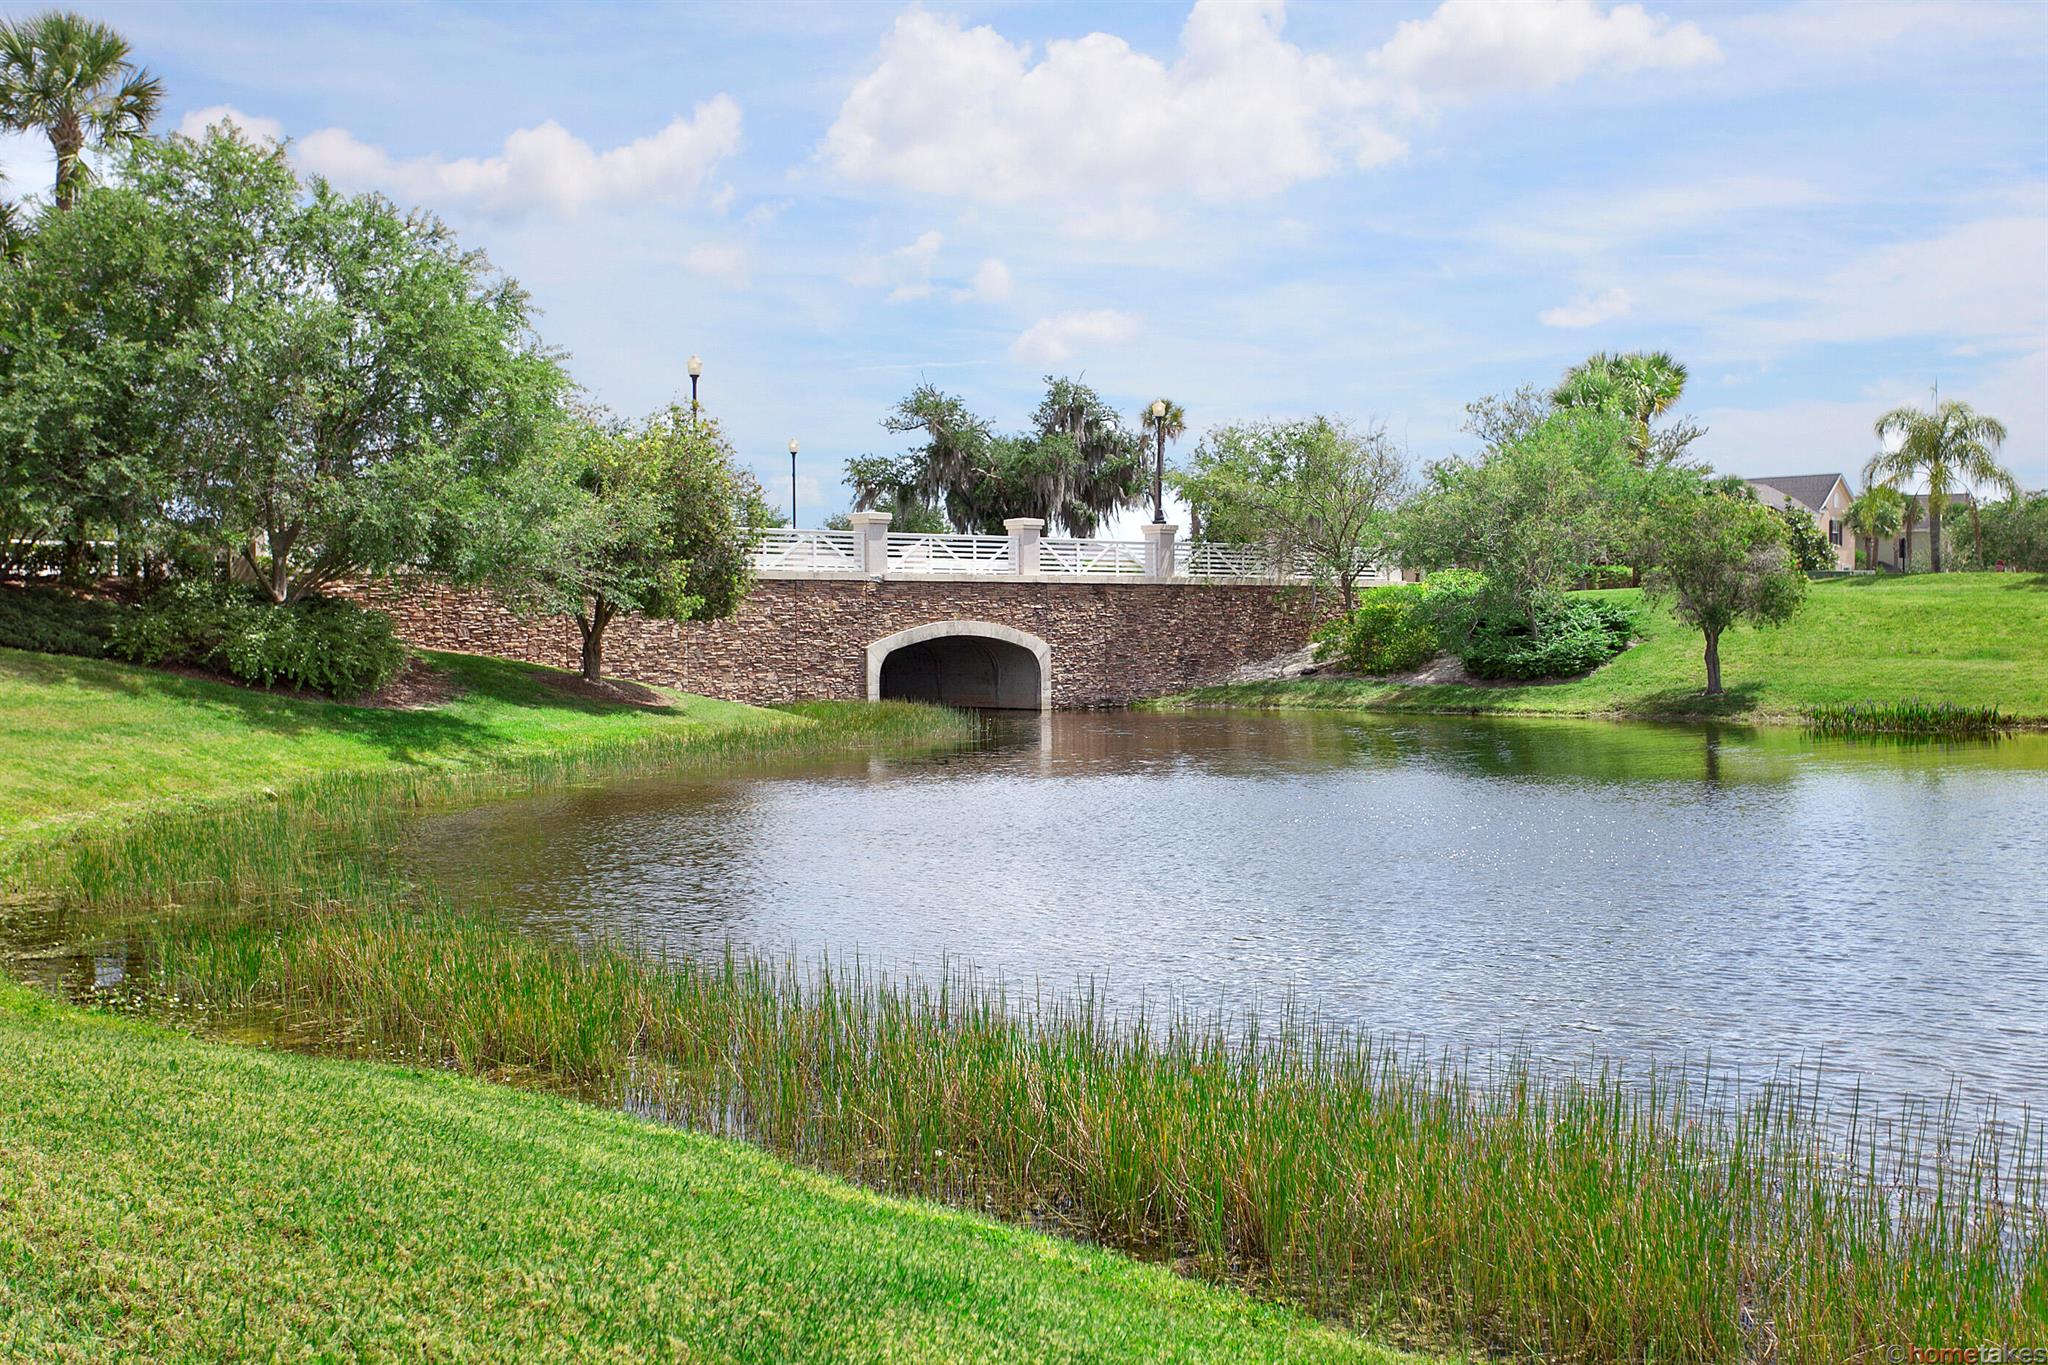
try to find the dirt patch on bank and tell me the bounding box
[541,673,673,709]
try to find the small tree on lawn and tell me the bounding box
[1171,416,1409,609]
[500,408,759,682]
[1643,489,1807,696]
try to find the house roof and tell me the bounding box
[1749,474,1847,514]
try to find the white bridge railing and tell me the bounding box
[747,518,1394,586]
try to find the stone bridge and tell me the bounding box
[371,516,1371,709]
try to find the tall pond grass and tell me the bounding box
[1805,700,2014,737]
[10,700,2045,1362]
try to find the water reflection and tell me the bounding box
[404,710,2048,1112]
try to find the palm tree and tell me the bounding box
[0,11,161,211]
[1845,485,1903,571]
[1550,350,1689,463]
[1144,397,1190,533]
[1864,399,2016,573]
[0,194,26,263]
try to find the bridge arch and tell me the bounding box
[867,620,1050,711]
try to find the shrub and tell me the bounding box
[1461,597,1636,680]
[1312,585,1437,674]
[0,586,123,658]
[1415,569,1488,647]
[112,580,405,697]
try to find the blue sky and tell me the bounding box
[4,0,2044,528]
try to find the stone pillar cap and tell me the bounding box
[847,510,893,527]
[1139,522,1180,536]
[1003,517,1046,531]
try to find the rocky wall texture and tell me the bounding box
[351,577,1322,708]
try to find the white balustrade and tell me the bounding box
[1038,538,1149,575]
[750,528,862,572]
[885,533,1013,573]
[744,527,1397,585]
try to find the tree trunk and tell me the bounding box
[59,511,88,586]
[1703,629,1722,696]
[1928,502,1943,573]
[578,603,613,682]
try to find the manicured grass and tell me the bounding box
[1160,574,2048,724]
[0,646,870,837]
[0,977,1411,1365]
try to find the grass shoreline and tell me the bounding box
[1151,575,2048,728]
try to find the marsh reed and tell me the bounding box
[13,699,2045,1362]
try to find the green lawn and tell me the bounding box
[0,647,801,838]
[0,647,1425,1362]
[1163,573,2048,724]
[0,978,1410,1364]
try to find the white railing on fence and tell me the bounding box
[1037,538,1149,575]
[751,528,862,571]
[1177,541,1279,579]
[744,528,1399,585]
[885,533,1012,573]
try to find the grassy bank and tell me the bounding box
[6,647,2045,1360]
[1159,574,2048,724]
[0,977,1406,1364]
[0,645,881,839]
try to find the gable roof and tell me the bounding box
[1749,474,1847,514]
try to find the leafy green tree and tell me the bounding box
[0,10,161,210]
[1173,416,1409,608]
[1393,410,1649,632]
[492,409,759,681]
[824,496,947,534]
[848,378,1145,535]
[115,130,568,602]
[1864,399,2016,573]
[1846,485,1904,570]
[1770,502,1836,573]
[0,151,186,579]
[0,193,26,262]
[1643,488,1807,695]
[1963,491,2048,572]
[1550,351,1690,464]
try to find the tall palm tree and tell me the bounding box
[1864,399,2016,573]
[0,11,161,211]
[1551,350,1689,463]
[1845,485,1903,571]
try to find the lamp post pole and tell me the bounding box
[1149,399,1168,524]
[686,354,702,429]
[788,439,800,527]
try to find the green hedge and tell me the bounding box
[111,581,405,697]
[0,586,122,658]
[1461,598,1636,680]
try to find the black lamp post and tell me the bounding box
[788,439,800,527]
[686,354,702,428]
[1149,398,1168,524]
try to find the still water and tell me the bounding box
[411,710,2048,1112]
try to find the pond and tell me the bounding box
[407,709,2048,1115]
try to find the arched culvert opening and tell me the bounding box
[867,621,1050,711]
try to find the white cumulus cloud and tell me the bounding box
[968,257,1015,303]
[822,0,1718,228]
[1009,309,1141,364]
[1370,0,1718,116]
[853,229,946,302]
[1540,286,1634,328]
[177,104,286,144]
[295,96,742,217]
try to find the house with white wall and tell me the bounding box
[1747,474,1855,570]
